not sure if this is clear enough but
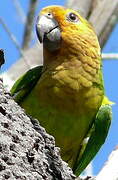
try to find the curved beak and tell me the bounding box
[36,15,61,51]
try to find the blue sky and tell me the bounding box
[0,0,118,176]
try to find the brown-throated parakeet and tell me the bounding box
[11,6,112,176]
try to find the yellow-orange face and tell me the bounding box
[36,5,100,55]
[39,5,92,32]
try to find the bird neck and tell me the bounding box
[43,40,101,72]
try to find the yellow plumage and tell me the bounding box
[11,6,111,175]
[20,6,104,167]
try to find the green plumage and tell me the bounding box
[11,5,112,176]
[11,66,43,103]
[11,66,112,175]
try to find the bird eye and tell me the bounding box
[48,13,51,16]
[47,12,53,18]
[67,12,79,22]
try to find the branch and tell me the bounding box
[0,17,21,53]
[0,49,5,66]
[96,147,118,180]
[102,53,118,60]
[22,0,38,50]
[2,43,42,89]
[0,17,30,68]
[89,0,118,47]
[2,50,118,90]
[77,148,118,179]
[98,6,118,48]
[12,0,26,24]
[89,0,117,35]
[3,1,118,89]
[65,0,93,18]
[66,0,118,47]
[0,53,75,180]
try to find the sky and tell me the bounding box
[0,0,118,176]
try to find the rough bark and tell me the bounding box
[0,80,75,180]
[0,50,76,180]
[0,49,5,66]
[2,68,118,180]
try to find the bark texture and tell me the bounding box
[0,49,5,66]
[0,62,75,180]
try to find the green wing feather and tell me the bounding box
[11,65,112,176]
[73,105,112,176]
[11,66,43,103]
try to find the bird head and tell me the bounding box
[36,6,100,65]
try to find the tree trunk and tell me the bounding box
[0,50,75,179]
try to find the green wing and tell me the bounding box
[73,105,112,176]
[11,66,43,103]
[11,66,112,176]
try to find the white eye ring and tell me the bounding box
[67,12,79,23]
[46,12,53,19]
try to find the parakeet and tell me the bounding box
[11,6,112,176]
